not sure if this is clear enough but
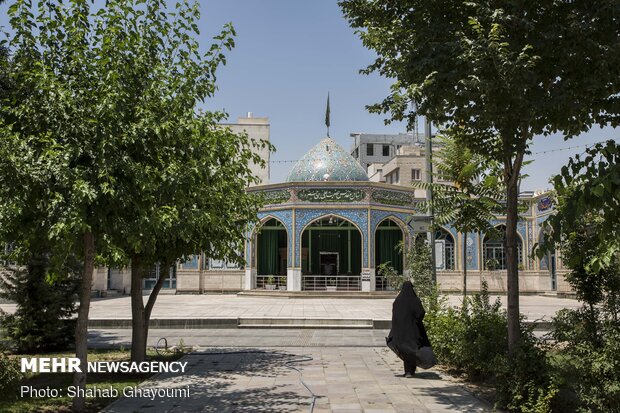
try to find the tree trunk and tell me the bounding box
[462,232,467,298]
[143,262,170,352]
[130,254,147,363]
[72,231,95,413]
[505,151,524,355]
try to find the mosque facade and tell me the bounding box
[96,135,567,295]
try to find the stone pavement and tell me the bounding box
[89,328,391,349]
[0,293,579,322]
[103,347,492,413]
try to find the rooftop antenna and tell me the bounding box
[325,92,331,137]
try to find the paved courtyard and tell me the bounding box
[0,293,578,322]
[86,292,580,413]
[104,346,492,413]
[1,294,578,412]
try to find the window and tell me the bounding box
[483,225,523,270]
[435,229,455,270]
[382,144,390,156]
[366,144,374,156]
[386,169,400,184]
[142,263,177,290]
[411,168,421,181]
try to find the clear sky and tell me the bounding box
[1,0,617,190]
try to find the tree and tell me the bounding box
[0,0,8,95]
[0,0,268,409]
[540,140,620,323]
[0,247,80,353]
[543,143,620,412]
[1,2,113,410]
[119,120,268,362]
[541,140,620,273]
[547,214,620,412]
[408,237,434,300]
[377,237,434,298]
[340,0,620,353]
[68,0,270,363]
[415,130,504,297]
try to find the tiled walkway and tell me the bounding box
[0,294,580,322]
[22,293,580,322]
[103,347,492,413]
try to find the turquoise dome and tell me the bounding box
[286,137,369,182]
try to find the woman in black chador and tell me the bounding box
[387,280,430,377]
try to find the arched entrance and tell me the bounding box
[256,218,288,289]
[435,228,455,271]
[375,218,405,291]
[301,216,362,291]
[483,225,523,270]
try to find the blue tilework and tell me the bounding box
[246,210,294,267]
[286,138,369,182]
[369,210,413,267]
[294,208,369,267]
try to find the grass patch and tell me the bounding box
[0,348,185,413]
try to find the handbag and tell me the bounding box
[415,345,437,369]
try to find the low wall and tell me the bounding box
[437,270,568,294]
[176,270,244,293]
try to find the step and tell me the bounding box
[88,318,238,329]
[237,290,397,299]
[237,317,374,329]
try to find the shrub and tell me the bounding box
[0,253,79,353]
[426,281,507,380]
[545,216,620,413]
[377,261,407,291]
[551,308,620,413]
[494,324,557,413]
[0,352,23,400]
[407,238,434,299]
[425,281,557,411]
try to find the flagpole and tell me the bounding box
[325,92,331,137]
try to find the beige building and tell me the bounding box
[349,132,424,171]
[368,145,428,198]
[220,112,270,186]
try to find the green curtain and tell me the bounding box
[258,230,279,275]
[306,229,362,275]
[349,231,361,275]
[376,229,403,273]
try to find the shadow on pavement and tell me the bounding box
[418,383,489,412]
[413,371,441,380]
[88,330,131,349]
[106,348,312,413]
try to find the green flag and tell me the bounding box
[325,93,331,136]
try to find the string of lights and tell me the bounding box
[266,138,619,164]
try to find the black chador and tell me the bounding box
[386,281,430,377]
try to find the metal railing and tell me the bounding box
[256,275,287,290]
[375,276,388,291]
[302,275,361,291]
